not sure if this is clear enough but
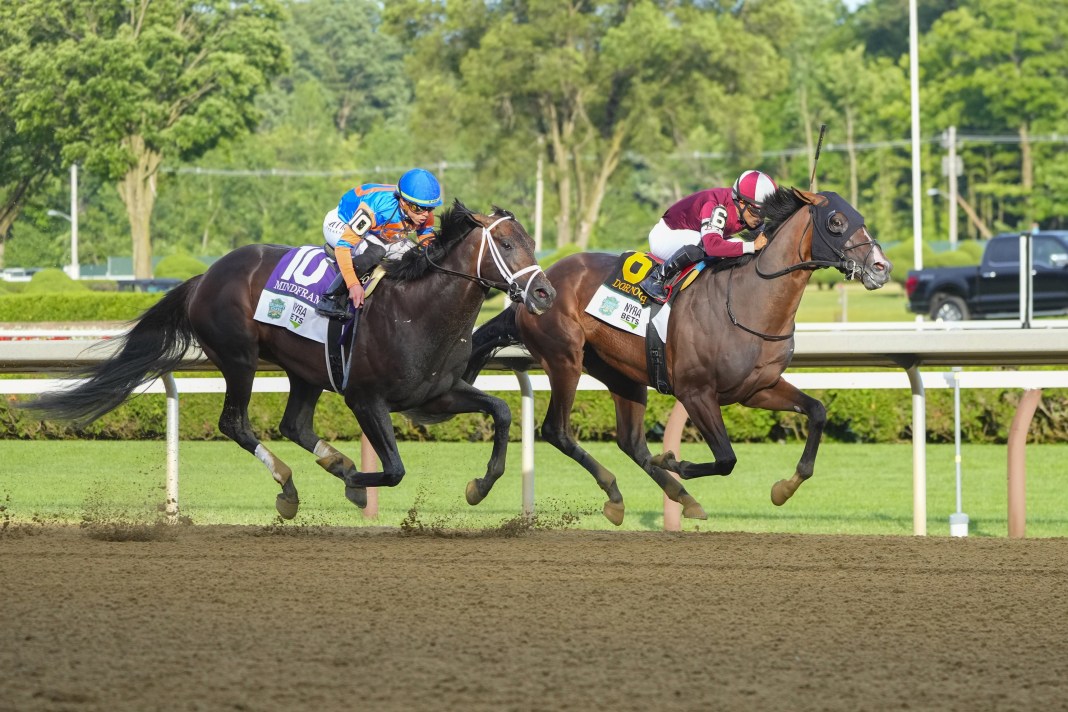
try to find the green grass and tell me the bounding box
[2,440,1065,537]
[795,281,911,323]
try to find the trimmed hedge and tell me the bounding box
[0,293,161,322]
[4,382,1067,444]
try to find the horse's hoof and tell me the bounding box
[645,450,679,473]
[465,479,486,506]
[345,485,368,509]
[275,493,299,520]
[603,501,625,526]
[316,452,355,478]
[771,478,800,506]
[679,494,707,520]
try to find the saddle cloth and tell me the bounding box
[583,251,704,341]
[253,246,337,344]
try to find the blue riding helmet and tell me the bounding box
[397,168,443,208]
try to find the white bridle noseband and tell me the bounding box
[475,215,545,304]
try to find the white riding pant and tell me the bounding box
[647,218,749,260]
[647,219,700,260]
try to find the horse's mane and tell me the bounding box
[384,199,487,282]
[707,186,804,273]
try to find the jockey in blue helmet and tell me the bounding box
[317,168,444,319]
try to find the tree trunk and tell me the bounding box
[545,100,574,248]
[115,135,162,279]
[576,123,625,250]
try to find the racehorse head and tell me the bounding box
[762,188,892,290]
[386,199,555,314]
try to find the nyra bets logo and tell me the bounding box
[267,298,285,320]
[620,302,642,329]
[289,303,308,330]
[598,295,619,317]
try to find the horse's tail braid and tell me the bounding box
[463,305,521,384]
[23,277,203,426]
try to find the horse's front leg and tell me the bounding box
[342,399,406,492]
[410,382,512,507]
[277,376,364,508]
[663,393,739,480]
[741,379,827,506]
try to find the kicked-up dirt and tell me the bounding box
[2,522,1066,711]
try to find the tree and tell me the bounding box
[387,0,794,250]
[1,0,290,277]
[923,0,1068,228]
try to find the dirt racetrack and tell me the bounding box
[2,524,1066,712]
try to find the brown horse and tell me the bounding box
[466,188,891,525]
[27,201,555,519]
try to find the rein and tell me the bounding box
[726,203,881,342]
[423,215,544,303]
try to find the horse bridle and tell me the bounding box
[727,193,881,341]
[422,215,544,304]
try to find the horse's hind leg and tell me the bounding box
[741,380,827,506]
[279,376,365,509]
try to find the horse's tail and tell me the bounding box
[463,305,521,384]
[24,276,203,426]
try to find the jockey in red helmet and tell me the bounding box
[317,168,444,319]
[639,169,778,303]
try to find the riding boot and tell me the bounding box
[639,244,707,302]
[315,274,352,320]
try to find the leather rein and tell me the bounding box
[422,215,544,304]
[725,204,881,342]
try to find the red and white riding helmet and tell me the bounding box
[732,170,778,208]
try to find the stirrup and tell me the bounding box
[315,298,352,321]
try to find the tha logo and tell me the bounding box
[267,298,285,320]
[598,295,620,317]
[289,303,308,329]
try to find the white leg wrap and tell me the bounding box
[313,440,335,459]
[254,443,288,485]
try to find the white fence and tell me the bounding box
[4,323,1068,536]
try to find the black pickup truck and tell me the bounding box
[905,231,1068,321]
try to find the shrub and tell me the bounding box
[23,269,90,293]
[155,254,208,280]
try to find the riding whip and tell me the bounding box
[809,123,827,190]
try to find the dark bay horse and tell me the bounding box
[27,201,555,518]
[466,187,891,525]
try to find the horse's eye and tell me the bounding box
[827,212,848,235]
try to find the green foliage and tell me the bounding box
[154,254,207,280]
[0,293,160,321]
[23,269,89,293]
[6,379,1068,446]
[539,244,585,269]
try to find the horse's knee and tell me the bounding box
[808,399,827,428]
[382,470,405,487]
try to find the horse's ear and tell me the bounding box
[792,187,828,206]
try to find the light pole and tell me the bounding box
[46,164,79,279]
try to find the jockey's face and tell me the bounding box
[741,201,762,229]
[401,199,434,228]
